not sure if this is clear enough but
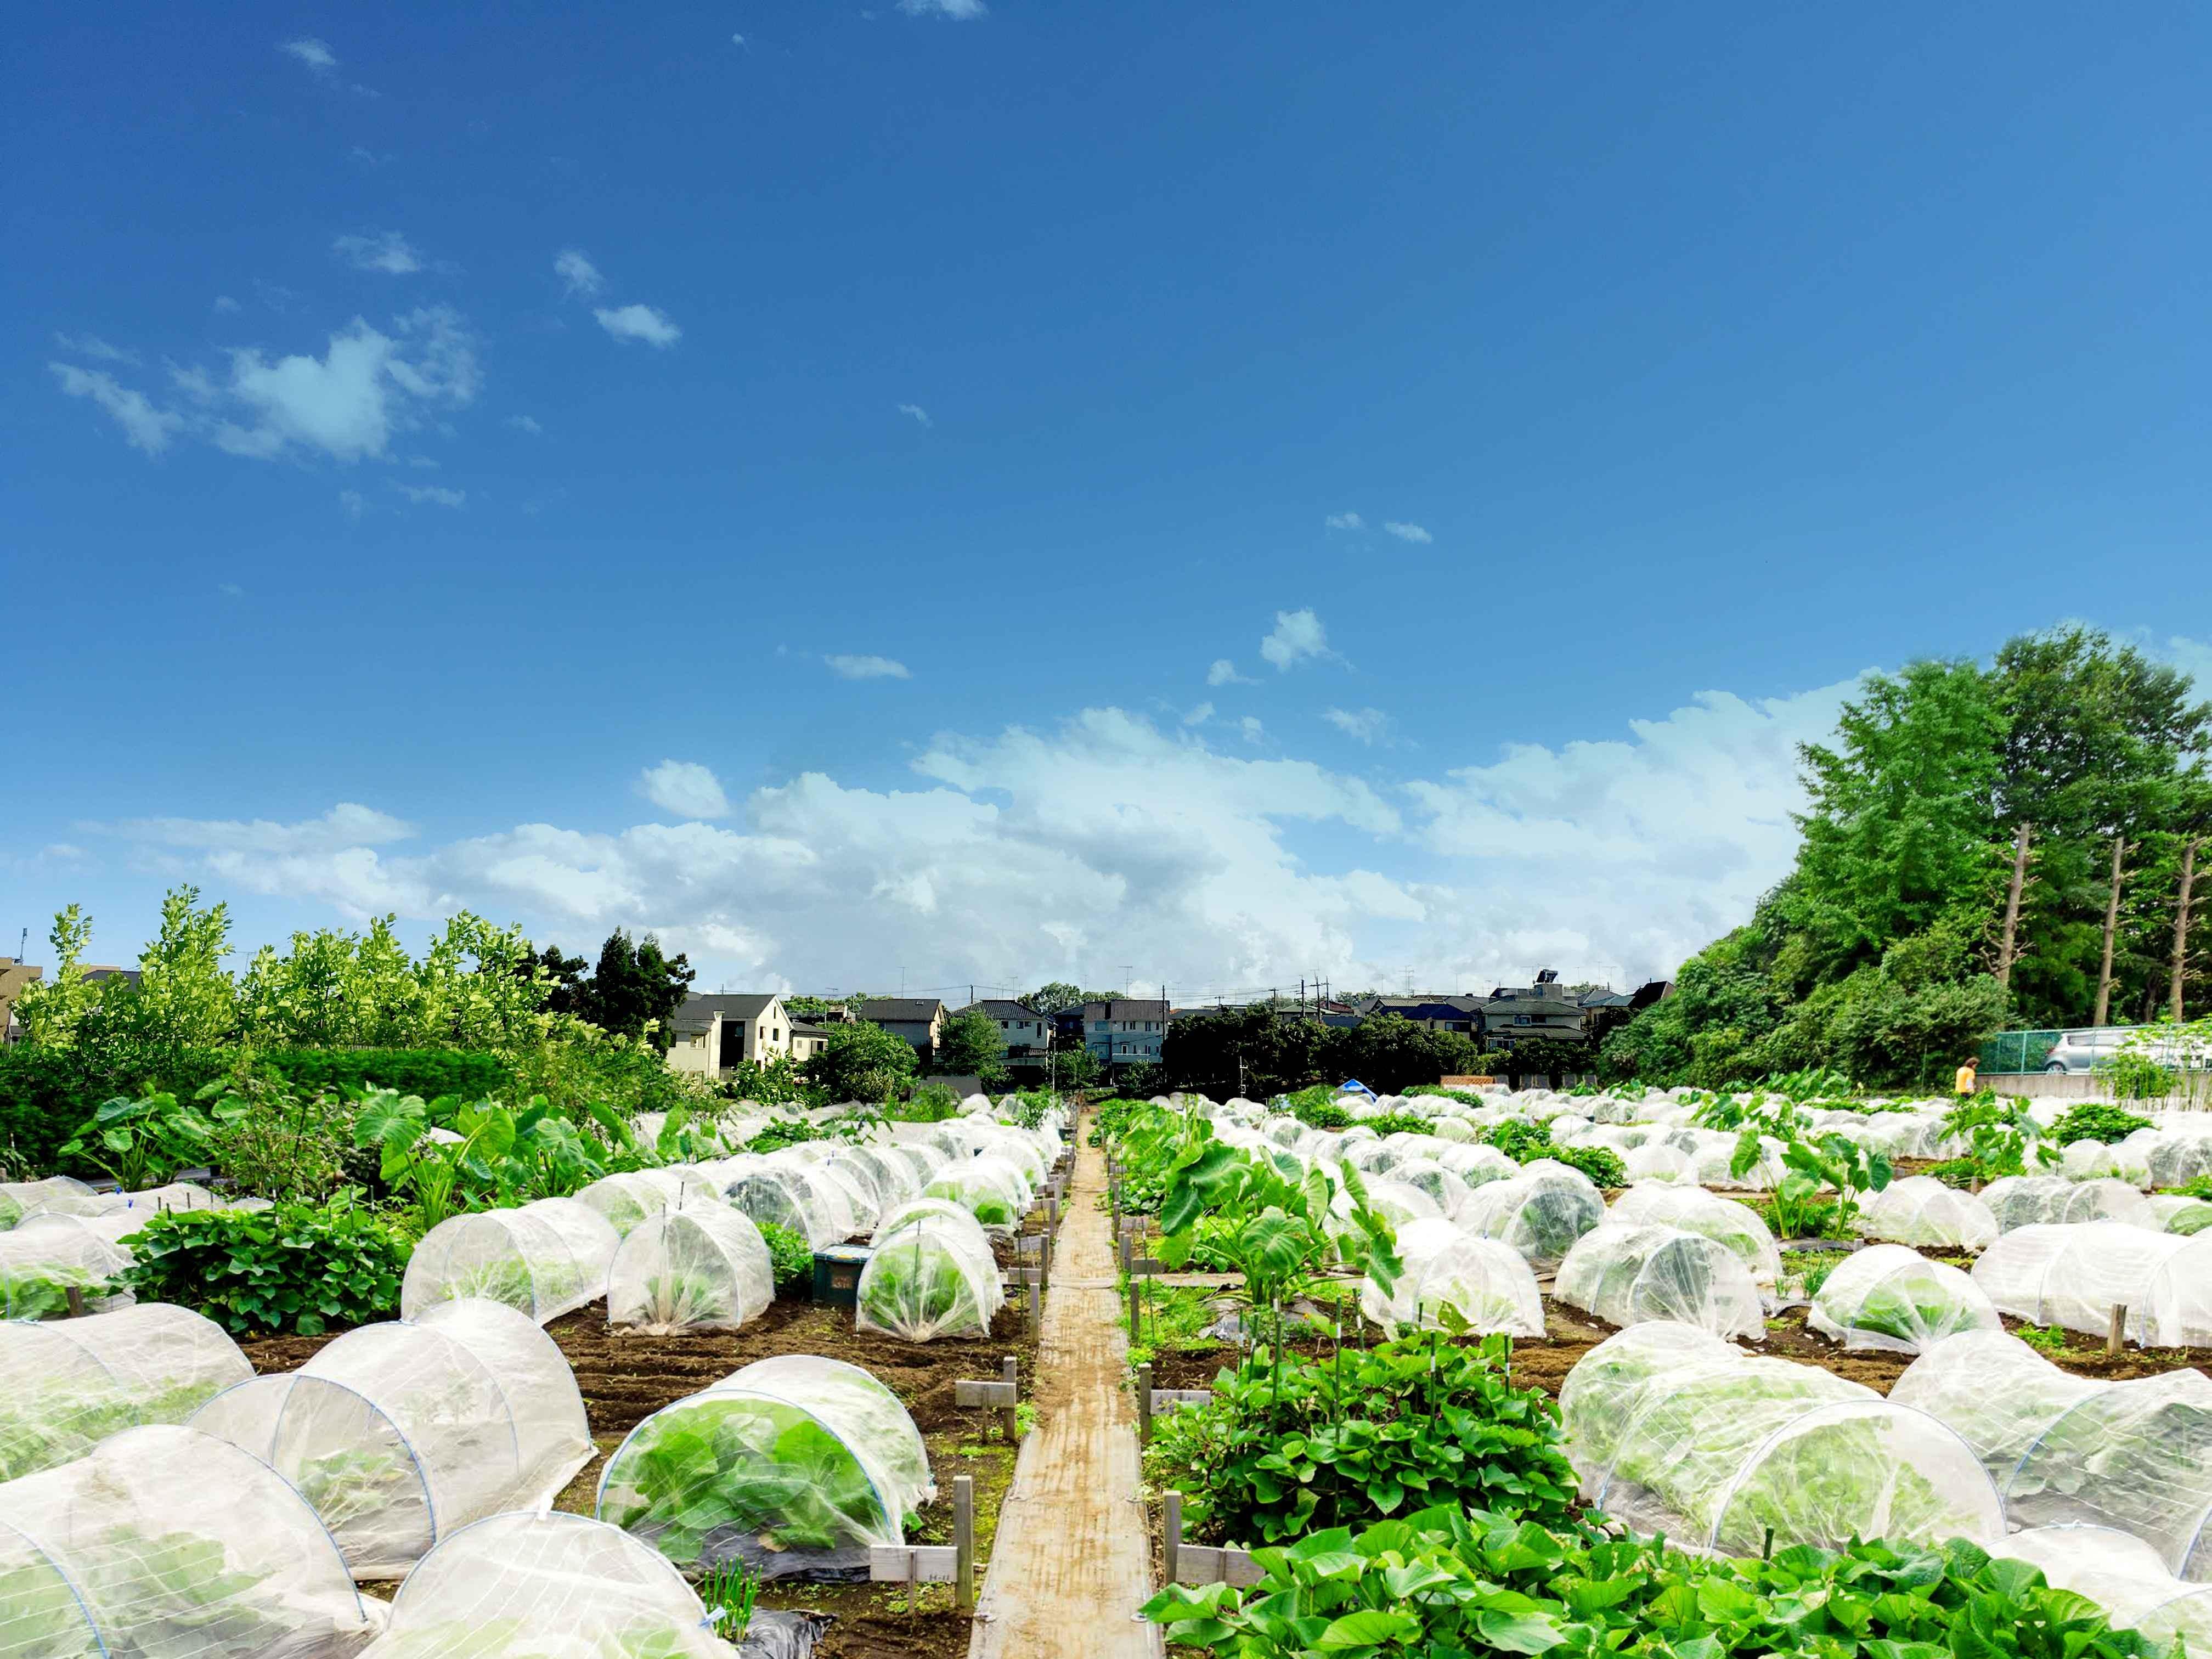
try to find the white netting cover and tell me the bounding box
[0,1211,139,1319]
[0,1176,97,1230]
[0,1424,381,1658]
[922,1159,1029,1234]
[574,1171,724,1237]
[1893,1329,2212,1577]
[1807,1244,2000,1354]
[597,1355,930,1578]
[1856,1176,1998,1250]
[856,1214,1003,1341]
[1357,1216,1544,1336]
[1970,1220,2191,1342]
[359,1511,733,1659]
[1980,1175,2158,1232]
[1620,1144,1698,1185]
[1389,1158,1475,1218]
[607,1207,775,1332]
[1457,1167,1604,1269]
[1607,1185,1781,1291]
[400,1198,620,1324]
[2000,1526,2212,1654]
[2141,1234,2212,1347]
[1562,1323,2004,1557]
[1434,1144,1521,1188]
[2147,1193,2212,1236]
[0,1302,252,1482]
[715,1160,853,1252]
[1555,1223,1765,1339]
[871,1196,983,1244]
[190,1297,593,1579]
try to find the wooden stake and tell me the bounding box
[1001,1355,1019,1443]
[2109,1304,2128,1355]
[1137,1361,1154,1446]
[1164,1489,1182,1587]
[953,1475,975,1611]
[1128,1276,1142,1346]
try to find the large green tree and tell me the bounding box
[805,1019,918,1102]
[575,930,695,1053]
[935,1007,1008,1075]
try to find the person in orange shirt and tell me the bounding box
[1954,1056,1978,1096]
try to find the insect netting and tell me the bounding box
[1979,1175,2158,1233]
[607,1207,775,1333]
[1970,1220,2191,1344]
[1607,1184,1782,1294]
[2000,1526,2212,1655]
[597,1355,930,1579]
[574,1170,725,1238]
[871,1195,984,1243]
[1855,1176,1998,1250]
[356,1512,734,1659]
[1620,1144,1698,1185]
[1561,1323,2003,1558]
[2060,1138,2153,1186]
[856,1213,1003,1341]
[1692,1134,1788,1191]
[400,1198,619,1323]
[970,1131,1049,1191]
[0,1424,382,1659]
[1386,1158,1475,1219]
[2143,1130,2212,1189]
[0,1176,98,1230]
[1357,1216,1544,1336]
[1555,1223,1765,1339]
[921,1158,1030,1235]
[1435,1143,1521,1189]
[190,1297,593,1580]
[712,1160,855,1252]
[829,1147,922,1210]
[0,1210,140,1319]
[1893,1329,2212,1577]
[0,1302,252,1482]
[1457,1166,1604,1270]
[1807,1244,2000,1354]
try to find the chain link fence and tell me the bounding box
[1978,1030,2063,1074]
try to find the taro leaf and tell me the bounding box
[1474,1610,1564,1654]
[1316,1609,1420,1649]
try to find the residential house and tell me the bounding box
[1354,994,1486,1037]
[667,992,798,1079]
[956,999,1051,1058]
[788,1020,829,1060]
[1084,998,1169,1069]
[857,997,946,1060]
[1479,969,1587,1048]
[0,958,40,1044]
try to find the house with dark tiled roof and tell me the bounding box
[857,997,946,1058]
[1083,998,1169,1069]
[668,992,800,1078]
[956,998,1051,1058]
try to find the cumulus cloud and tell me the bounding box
[896,403,932,427]
[1259,608,1330,672]
[595,303,681,348]
[640,760,732,820]
[281,38,337,70]
[1383,521,1432,544]
[826,654,912,681]
[1324,512,1364,531]
[1324,707,1391,745]
[899,0,987,16]
[333,230,423,275]
[49,364,185,455]
[210,307,479,462]
[1207,659,1256,687]
[554,249,604,298]
[394,483,465,507]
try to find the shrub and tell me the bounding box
[1546,1141,1627,1189]
[2048,1101,2154,1148]
[121,1192,409,1335]
[759,1221,814,1290]
[1143,1333,1575,1545]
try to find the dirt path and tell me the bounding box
[969,1128,1160,1659]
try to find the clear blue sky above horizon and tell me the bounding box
[9,3,2211,1001]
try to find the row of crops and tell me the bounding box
[0,1093,1074,1659]
[1102,1082,2212,1658]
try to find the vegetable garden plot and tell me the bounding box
[1893,1329,2212,1578]
[921,1158,1029,1234]
[1457,1166,1604,1269]
[857,1213,1003,1342]
[2001,1526,2212,1655]
[1383,1156,1474,1218]
[1620,1144,1697,1184]
[1434,1143,1520,1188]
[0,1210,138,1319]
[1607,1184,1782,1293]
[597,1355,930,1579]
[2146,1193,2212,1235]
[1856,1176,1998,1250]
[357,1512,734,1659]
[1807,1244,2000,1354]
[1980,1175,2157,1232]
[191,1297,594,1580]
[712,1160,855,1251]
[871,1195,984,1244]
[1561,1323,2004,1557]
[401,1197,619,1324]
[2144,1131,2212,1189]
[0,1424,381,1659]
[0,1302,252,1482]
[0,1175,97,1229]
[575,1170,724,1237]
[1971,1220,2191,1344]
[1357,1216,1544,1336]
[607,1206,775,1333]
[1555,1223,1765,1339]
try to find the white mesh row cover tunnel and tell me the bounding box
[871,1195,986,1244]
[607,1206,776,1333]
[574,1170,725,1238]
[1855,1176,1999,1250]
[189,1298,593,1581]
[1554,1223,1765,1340]
[0,1176,97,1230]
[1980,1175,2158,1233]
[1619,1144,1698,1185]
[856,1213,1003,1341]
[1969,1220,2202,1345]
[2148,1192,2212,1235]
[921,1159,1030,1235]
[0,1210,140,1319]
[1891,1329,2212,1578]
[1560,1322,2004,1557]
[1606,1184,1782,1294]
[400,1197,620,1324]
[356,1513,736,1659]
[598,1355,932,1578]
[1357,1216,1544,1336]
[1999,1526,2212,1655]
[1807,1244,2001,1354]
[711,1160,855,1252]
[0,1424,383,1659]
[1456,1166,1604,1270]
[1387,1158,1476,1218]
[0,1302,253,1481]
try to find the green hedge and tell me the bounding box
[256,1047,512,1100]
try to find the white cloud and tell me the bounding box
[333,230,423,275]
[1260,608,1329,671]
[1207,658,1256,687]
[53,333,139,365]
[554,249,604,298]
[338,489,365,518]
[123,802,413,855]
[506,415,544,435]
[1238,716,1266,742]
[1324,707,1391,745]
[218,582,244,598]
[595,303,681,348]
[640,760,732,820]
[49,364,185,455]
[394,483,466,507]
[731,33,748,47]
[1324,512,1364,531]
[899,0,988,16]
[213,296,241,313]
[205,307,478,463]
[281,37,337,70]
[826,654,912,681]
[1182,702,1214,726]
[1383,521,1432,544]
[897,403,932,427]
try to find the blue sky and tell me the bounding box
[9,3,2211,1001]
